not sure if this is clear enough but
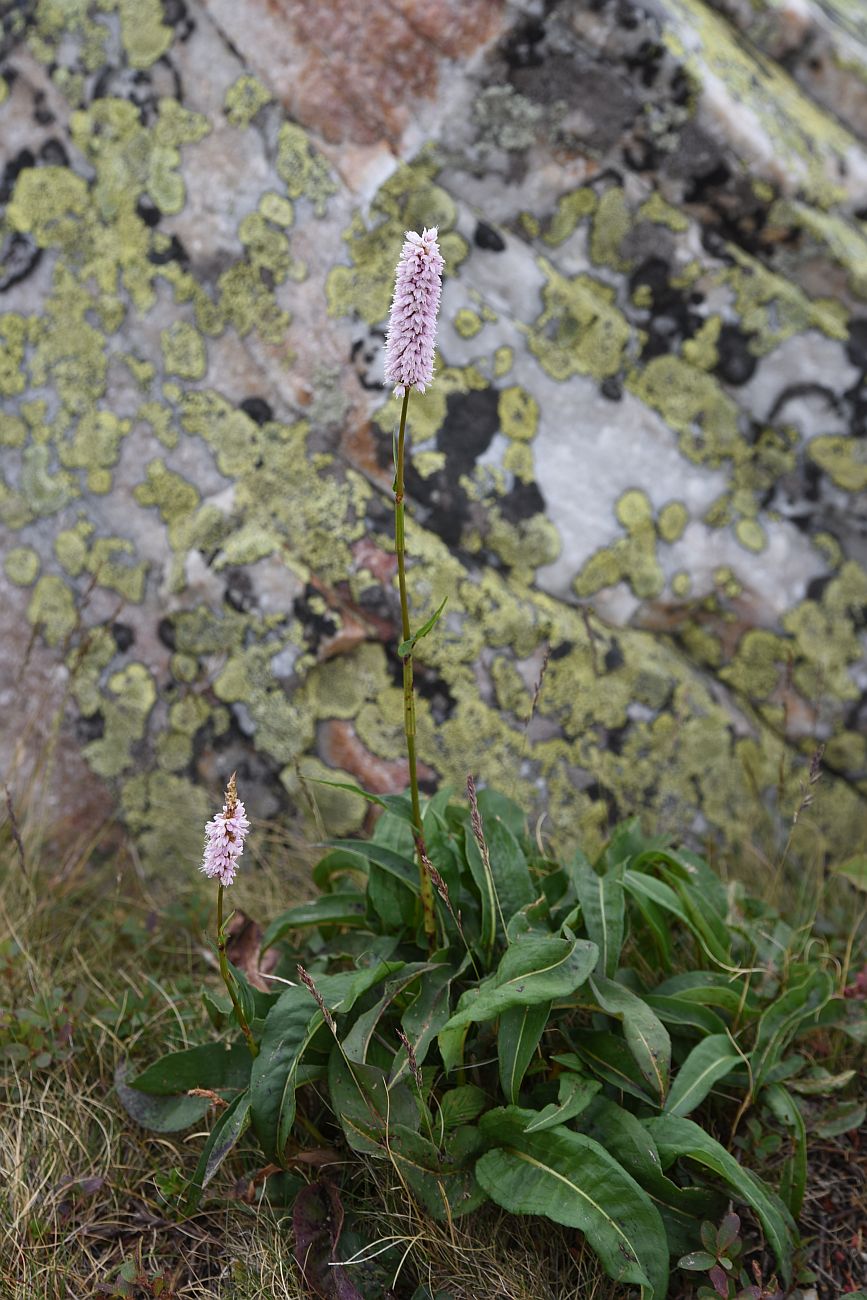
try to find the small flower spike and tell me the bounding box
[201,772,250,888]
[383,227,444,396]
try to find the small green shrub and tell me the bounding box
[126,788,862,1298]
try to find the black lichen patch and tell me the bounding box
[499,477,545,523]
[111,622,136,652]
[0,230,41,293]
[293,584,338,653]
[239,397,273,426]
[474,220,506,252]
[714,324,757,386]
[629,256,702,359]
[405,388,501,548]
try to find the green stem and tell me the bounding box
[217,884,259,1057]
[395,390,436,945]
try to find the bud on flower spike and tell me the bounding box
[201,772,250,888]
[384,227,444,396]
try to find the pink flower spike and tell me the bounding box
[384,227,444,396]
[201,772,250,889]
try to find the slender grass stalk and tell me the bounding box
[217,883,258,1057]
[394,390,436,944]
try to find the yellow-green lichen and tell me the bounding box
[590,188,633,271]
[543,187,598,247]
[454,308,483,339]
[224,74,273,129]
[4,546,41,587]
[529,259,632,381]
[275,122,337,217]
[27,575,78,646]
[637,191,690,232]
[326,155,468,324]
[808,435,867,491]
[161,321,207,381]
[118,0,172,68]
[498,386,540,441]
[628,355,740,465]
[59,410,131,491]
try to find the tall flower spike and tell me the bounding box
[201,772,250,888]
[383,227,444,396]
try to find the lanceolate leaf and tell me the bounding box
[327,1048,418,1156]
[184,1088,252,1211]
[498,1000,551,1104]
[764,1084,807,1218]
[644,1114,796,1284]
[644,994,728,1038]
[590,975,671,1105]
[664,1035,741,1117]
[579,1097,723,1257]
[557,1035,655,1105]
[477,1107,669,1299]
[327,841,420,894]
[654,972,757,1017]
[394,962,457,1082]
[569,857,625,978]
[523,1073,601,1133]
[752,969,835,1088]
[251,963,401,1163]
[115,1063,212,1134]
[444,934,598,1030]
[129,1041,252,1096]
[261,892,367,950]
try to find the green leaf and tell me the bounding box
[477,1107,669,1298]
[484,816,535,925]
[444,934,598,1030]
[115,1063,212,1134]
[810,1099,866,1137]
[395,962,457,1080]
[129,1042,252,1096]
[677,1250,716,1271]
[590,975,671,1105]
[387,1122,486,1219]
[328,840,419,893]
[752,969,834,1088]
[834,856,867,891]
[644,1114,796,1284]
[579,1097,722,1257]
[342,964,432,1066]
[557,1035,655,1105]
[477,787,527,842]
[327,1047,418,1155]
[664,1035,741,1118]
[250,962,400,1163]
[789,1067,856,1095]
[309,778,387,808]
[438,1084,487,1130]
[644,994,728,1038]
[498,1001,551,1105]
[312,848,370,892]
[184,1089,252,1212]
[598,819,669,872]
[764,1084,807,1218]
[398,596,448,658]
[654,972,756,1017]
[569,857,625,978]
[523,1073,601,1133]
[260,892,367,950]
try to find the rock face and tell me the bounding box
[1,0,866,867]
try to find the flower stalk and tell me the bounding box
[394,389,437,942]
[202,773,258,1057]
[385,227,444,944]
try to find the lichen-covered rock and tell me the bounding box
[1,0,865,868]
